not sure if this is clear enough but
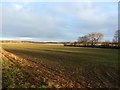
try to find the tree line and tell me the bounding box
[78,32,103,46]
[64,30,120,48]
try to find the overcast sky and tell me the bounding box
[1,2,118,42]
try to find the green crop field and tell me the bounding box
[1,43,120,88]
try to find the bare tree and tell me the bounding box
[88,32,104,46]
[78,32,103,46]
[113,30,120,42]
[78,35,89,43]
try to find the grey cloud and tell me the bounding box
[2,6,66,39]
[2,2,117,41]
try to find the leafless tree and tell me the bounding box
[78,32,103,46]
[88,32,104,46]
[113,30,120,42]
[78,35,90,43]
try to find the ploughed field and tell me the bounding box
[1,43,119,88]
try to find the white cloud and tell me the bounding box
[19,37,33,40]
[14,4,23,10]
[2,2,117,41]
[2,3,65,40]
[1,0,119,2]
